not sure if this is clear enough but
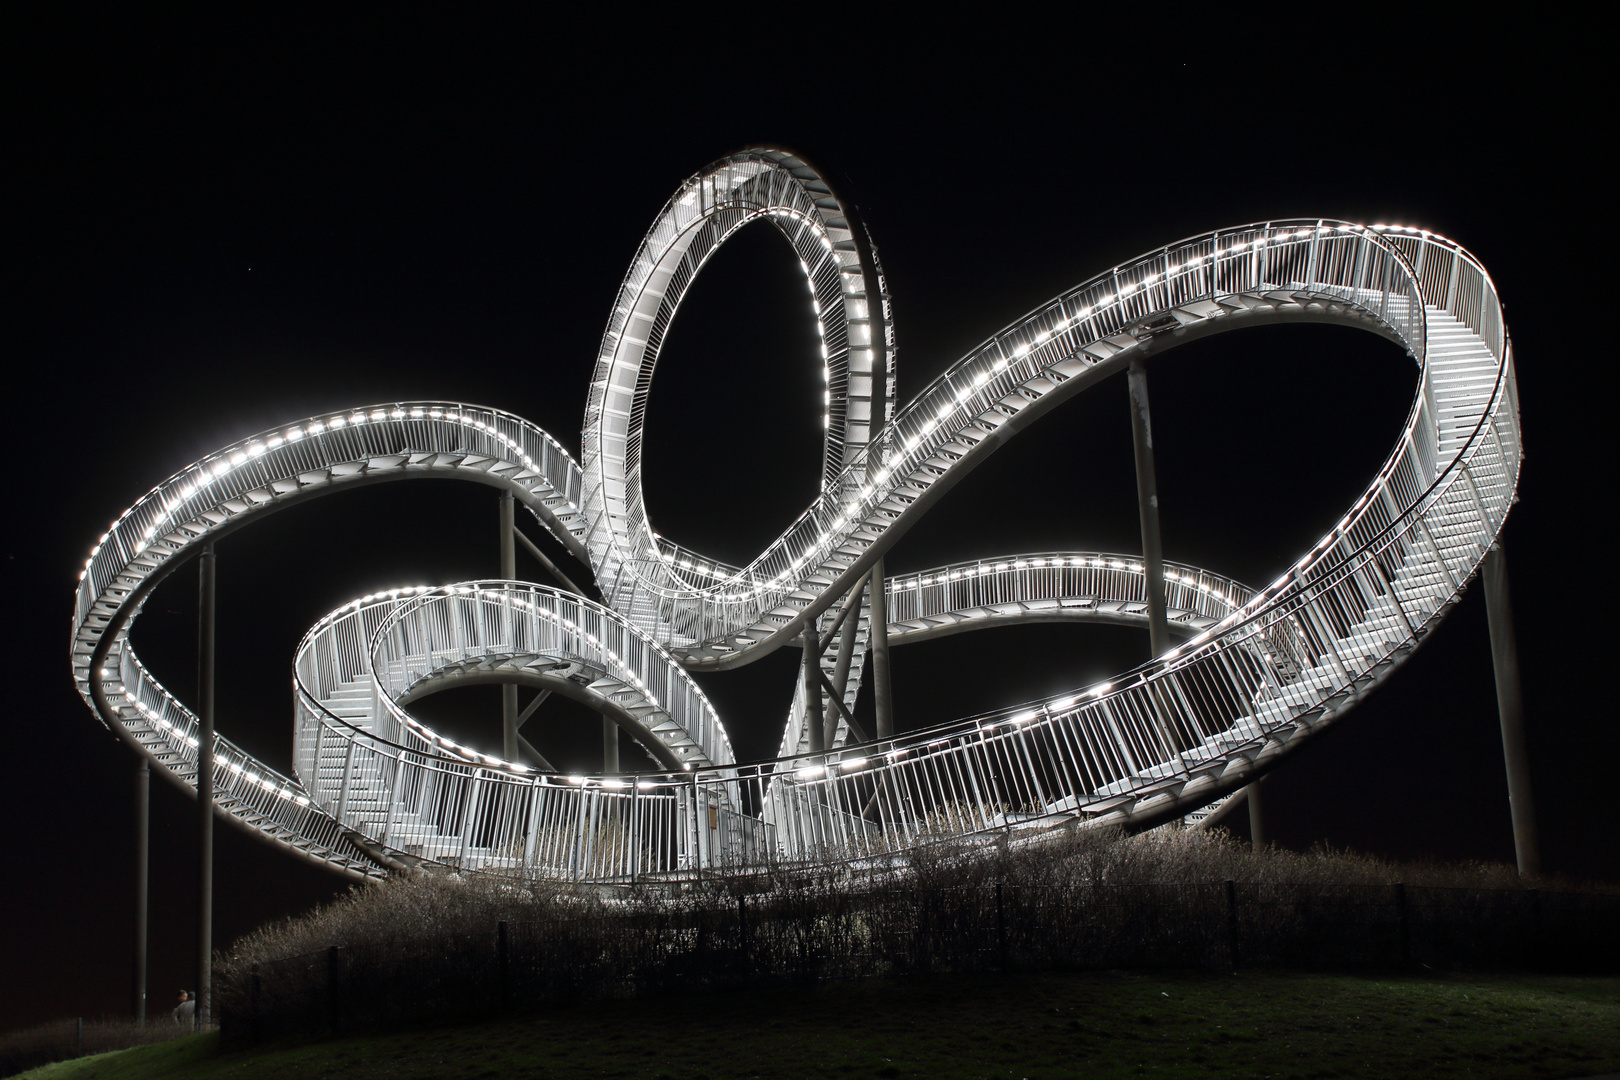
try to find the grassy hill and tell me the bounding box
[19,969,1620,1080]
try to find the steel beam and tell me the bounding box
[802,628,826,753]
[516,732,555,771]
[1127,357,1170,657]
[513,525,587,597]
[196,541,215,1028]
[515,689,549,730]
[133,758,148,1024]
[1191,786,1247,832]
[820,669,871,745]
[829,576,866,703]
[500,494,518,762]
[1484,544,1540,877]
[870,557,894,740]
[819,571,868,654]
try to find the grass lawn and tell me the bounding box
[19,969,1620,1080]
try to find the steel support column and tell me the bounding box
[499,493,519,762]
[870,557,894,740]
[513,526,587,597]
[802,629,826,753]
[1127,357,1170,657]
[1484,544,1540,877]
[868,308,896,742]
[818,574,868,746]
[133,758,148,1024]
[1246,777,1266,850]
[196,541,215,1029]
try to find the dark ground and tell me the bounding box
[20,970,1620,1080]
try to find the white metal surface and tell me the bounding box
[70,151,1519,882]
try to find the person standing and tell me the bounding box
[172,990,195,1026]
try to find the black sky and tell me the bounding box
[4,10,1607,1028]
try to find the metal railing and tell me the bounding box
[70,192,1518,881]
[884,553,1251,632]
[280,551,1256,878]
[577,221,1438,653]
[329,223,1514,880]
[581,150,894,613]
[102,638,375,876]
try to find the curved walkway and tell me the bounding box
[71,151,1519,881]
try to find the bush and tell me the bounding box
[213,830,1619,1042]
[220,828,1610,975]
[0,1017,193,1077]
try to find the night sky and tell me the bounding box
[6,12,1605,1028]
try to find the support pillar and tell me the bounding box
[603,719,619,773]
[866,312,896,743]
[513,526,587,597]
[499,493,518,762]
[826,576,866,747]
[802,629,826,753]
[514,691,554,770]
[1246,777,1266,850]
[870,557,894,740]
[499,492,516,579]
[1127,357,1170,657]
[196,542,215,1029]
[133,758,148,1024]
[1483,544,1540,877]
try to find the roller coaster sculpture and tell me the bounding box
[71,150,1520,883]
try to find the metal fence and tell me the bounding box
[218,883,1618,1041]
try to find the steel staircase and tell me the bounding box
[71,149,1519,882]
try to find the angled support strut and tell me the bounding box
[1484,544,1539,877]
[1127,357,1171,658]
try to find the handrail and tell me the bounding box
[579,221,1439,659]
[69,150,1518,882]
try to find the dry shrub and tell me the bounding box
[0,1017,192,1077]
[990,827,1547,891]
[222,826,1599,975]
[222,870,599,975]
[208,829,1618,1040]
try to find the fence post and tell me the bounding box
[738,895,749,973]
[691,771,703,885]
[1396,883,1410,964]
[995,881,1008,972]
[1225,881,1240,969]
[498,921,510,1012]
[250,964,261,1041]
[327,945,340,1034]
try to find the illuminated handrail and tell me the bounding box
[68,147,1517,882]
[70,403,591,877]
[883,553,1250,632]
[579,219,1450,666]
[275,553,1251,876]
